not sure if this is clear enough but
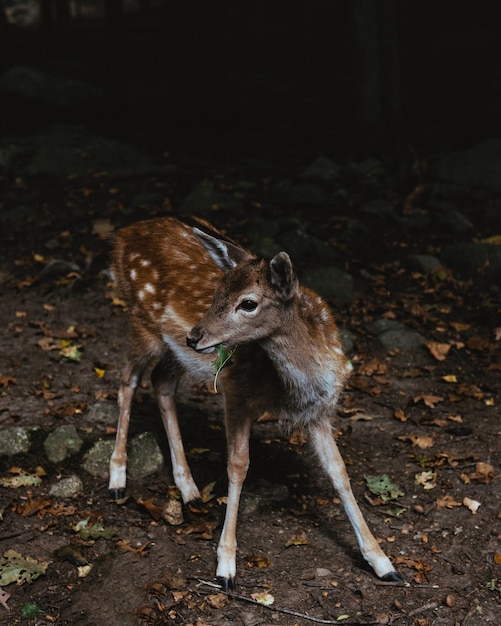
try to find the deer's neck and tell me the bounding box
[260,290,349,418]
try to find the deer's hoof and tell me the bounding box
[381,570,405,583]
[217,575,236,593]
[109,488,126,501]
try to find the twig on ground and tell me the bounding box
[196,579,380,625]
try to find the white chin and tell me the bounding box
[197,346,216,354]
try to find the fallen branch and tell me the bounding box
[196,579,380,625]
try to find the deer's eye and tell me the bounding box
[238,299,258,312]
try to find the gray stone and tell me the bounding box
[82,439,115,478]
[86,402,119,427]
[82,433,164,480]
[182,179,244,214]
[367,319,425,352]
[441,242,501,281]
[432,138,501,193]
[128,432,164,478]
[0,65,103,107]
[49,475,83,498]
[410,255,441,274]
[302,266,354,302]
[0,427,34,456]
[40,259,81,281]
[300,156,341,184]
[378,329,425,351]
[0,125,157,178]
[44,425,83,463]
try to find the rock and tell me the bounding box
[0,65,103,107]
[162,498,184,525]
[409,255,442,274]
[273,179,328,207]
[86,402,119,427]
[40,259,81,281]
[182,179,244,214]
[367,319,425,352]
[44,425,84,463]
[441,242,501,281]
[377,328,425,351]
[82,439,115,478]
[83,432,164,480]
[0,427,36,456]
[300,156,341,184]
[431,138,501,193]
[302,266,354,302]
[1,125,157,178]
[49,475,84,498]
[315,567,333,578]
[127,433,164,479]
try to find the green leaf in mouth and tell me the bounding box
[212,345,237,393]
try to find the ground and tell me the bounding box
[0,157,500,626]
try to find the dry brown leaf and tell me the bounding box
[413,394,444,408]
[394,408,407,422]
[425,341,451,361]
[0,375,16,388]
[358,357,388,376]
[399,435,434,449]
[436,495,462,509]
[246,553,271,569]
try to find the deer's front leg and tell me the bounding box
[309,419,403,582]
[216,417,252,591]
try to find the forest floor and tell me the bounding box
[0,152,500,626]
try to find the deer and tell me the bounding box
[108,215,403,590]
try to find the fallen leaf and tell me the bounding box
[436,495,462,509]
[425,341,451,361]
[394,408,407,422]
[399,435,434,449]
[0,587,10,610]
[358,357,388,376]
[413,394,444,408]
[0,550,48,586]
[246,554,270,569]
[250,591,274,606]
[364,474,404,502]
[442,374,457,383]
[415,470,437,489]
[0,375,16,388]
[136,496,164,522]
[204,592,229,609]
[285,533,312,547]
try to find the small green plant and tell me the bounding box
[21,603,44,619]
[212,345,237,393]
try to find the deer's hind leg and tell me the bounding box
[309,418,403,582]
[151,355,201,504]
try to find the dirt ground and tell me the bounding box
[0,161,500,626]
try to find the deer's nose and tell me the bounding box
[186,326,203,349]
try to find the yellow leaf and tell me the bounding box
[442,374,457,383]
[94,367,105,379]
[250,591,274,606]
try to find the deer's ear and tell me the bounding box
[269,252,298,301]
[193,227,253,272]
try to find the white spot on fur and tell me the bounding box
[130,269,137,280]
[141,259,150,267]
[138,290,145,300]
[145,283,155,294]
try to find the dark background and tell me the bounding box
[2,0,501,163]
